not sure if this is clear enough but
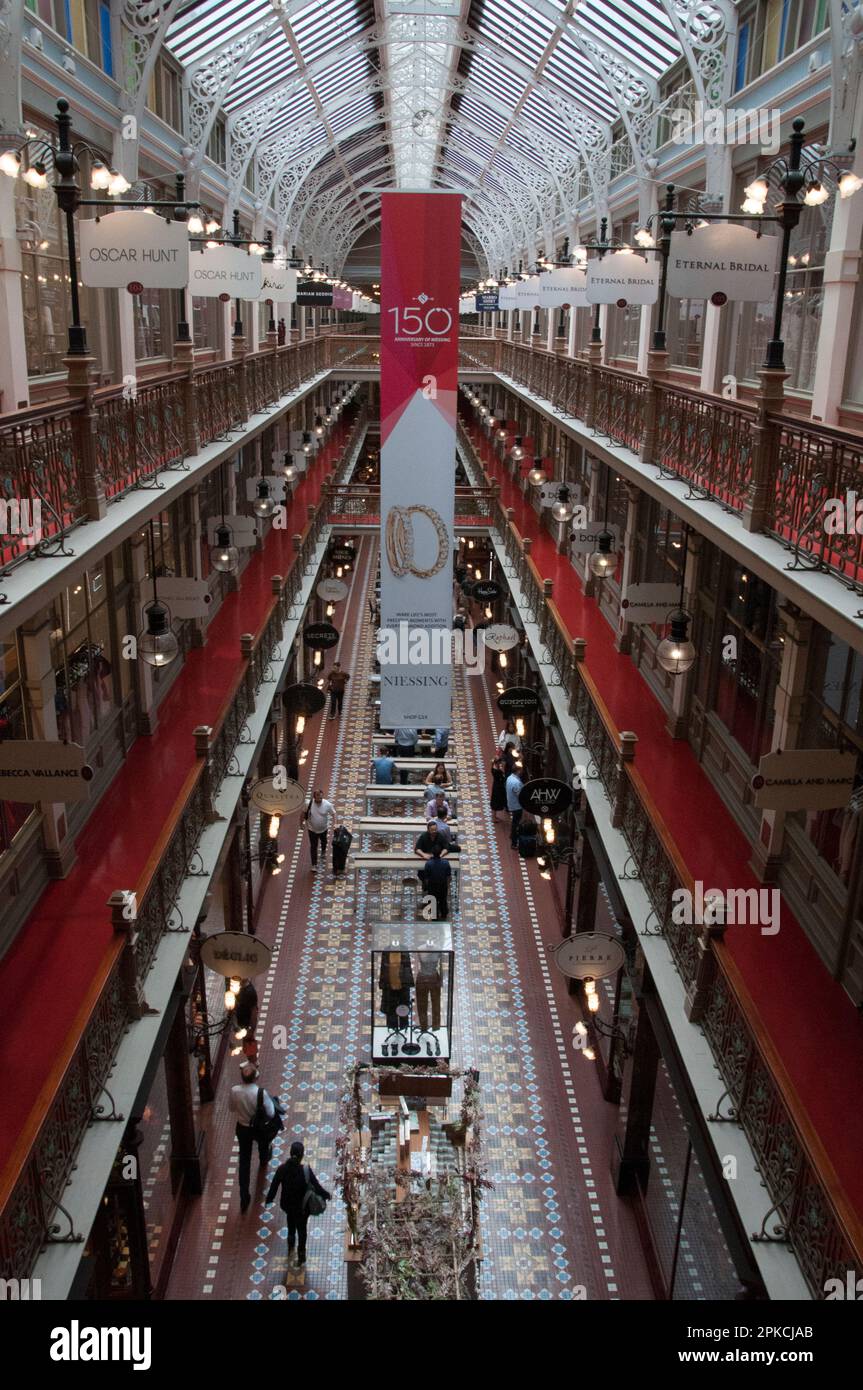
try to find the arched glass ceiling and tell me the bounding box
[163,0,692,269]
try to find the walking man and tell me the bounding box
[326,661,350,719]
[229,1062,276,1214]
[266,1140,331,1269]
[305,787,336,871]
[506,766,524,849]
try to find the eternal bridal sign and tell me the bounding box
[538,267,588,309]
[189,245,263,298]
[586,253,659,306]
[668,224,778,304]
[0,740,93,802]
[80,211,189,289]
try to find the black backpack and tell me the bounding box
[301,1164,327,1217]
[251,1087,284,1145]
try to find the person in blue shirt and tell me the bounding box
[433,727,450,756]
[505,769,524,848]
[372,746,396,784]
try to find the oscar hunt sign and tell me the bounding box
[379,191,461,726]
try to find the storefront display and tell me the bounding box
[370,922,453,1062]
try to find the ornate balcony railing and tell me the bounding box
[463,421,863,1297]
[462,335,863,591]
[0,410,365,1282]
[0,335,348,572]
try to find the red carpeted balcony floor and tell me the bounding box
[468,420,863,1219]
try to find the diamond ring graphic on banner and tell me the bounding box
[552,933,626,982]
[201,930,272,980]
[518,777,574,817]
[668,224,779,303]
[586,253,659,306]
[282,682,327,716]
[249,776,306,818]
[316,578,349,603]
[497,686,542,715]
[302,622,339,650]
[384,504,450,578]
[482,623,520,652]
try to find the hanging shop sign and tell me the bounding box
[144,577,213,621]
[330,544,354,564]
[569,520,621,556]
[258,264,298,302]
[497,686,542,715]
[189,245,263,298]
[751,748,858,812]
[316,578,349,603]
[201,930,272,979]
[380,190,460,728]
[668,224,779,304]
[0,740,93,803]
[482,623,520,652]
[249,775,307,818]
[538,266,589,309]
[205,515,258,548]
[586,253,659,306]
[518,777,574,817]
[514,275,542,307]
[333,286,354,310]
[620,581,682,625]
[302,621,339,650]
[552,932,626,982]
[475,291,500,312]
[79,211,189,289]
[296,279,334,306]
[498,283,518,309]
[282,682,326,716]
[244,475,288,503]
[473,579,501,602]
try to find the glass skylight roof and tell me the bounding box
[163,0,686,268]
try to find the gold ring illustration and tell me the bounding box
[384,504,449,579]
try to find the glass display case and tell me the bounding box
[371,922,454,1062]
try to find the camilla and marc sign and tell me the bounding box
[80,211,189,289]
[668,224,779,305]
[751,748,857,812]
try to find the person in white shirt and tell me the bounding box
[229,1062,276,1213]
[498,719,522,753]
[305,787,336,870]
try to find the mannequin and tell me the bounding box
[378,951,414,1029]
[415,952,442,1032]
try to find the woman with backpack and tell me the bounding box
[265,1140,331,1267]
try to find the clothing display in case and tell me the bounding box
[371,922,454,1062]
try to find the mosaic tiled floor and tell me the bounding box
[167,537,659,1300]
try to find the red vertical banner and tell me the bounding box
[379,192,462,728]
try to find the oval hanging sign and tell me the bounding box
[473,580,501,602]
[303,621,339,650]
[552,932,626,982]
[316,578,349,603]
[330,545,353,564]
[497,685,541,714]
[201,930,272,980]
[282,682,326,716]
[482,624,519,652]
[249,776,306,817]
[518,777,573,817]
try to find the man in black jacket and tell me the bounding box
[265,1140,331,1267]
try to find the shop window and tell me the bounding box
[134,287,165,360]
[635,498,685,586]
[50,562,118,747]
[18,122,116,381]
[0,636,35,854]
[148,54,184,134]
[712,566,780,764]
[207,118,226,168]
[797,631,863,884]
[727,156,830,392]
[192,295,223,352]
[665,294,706,371]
